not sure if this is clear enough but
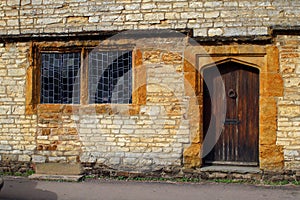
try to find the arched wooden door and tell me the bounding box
[203,61,259,166]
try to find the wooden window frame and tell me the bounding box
[26,41,146,115]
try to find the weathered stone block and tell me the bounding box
[223,27,247,36]
[89,16,99,23]
[0,145,12,151]
[260,145,284,170]
[35,163,83,175]
[141,3,156,10]
[18,155,31,162]
[204,1,222,7]
[125,14,143,21]
[37,18,62,25]
[48,157,67,162]
[173,2,188,8]
[32,155,46,163]
[248,27,268,35]
[278,105,300,118]
[0,106,11,114]
[183,143,201,168]
[208,28,223,36]
[144,13,164,21]
[204,11,220,18]
[144,50,161,63]
[67,16,88,24]
[7,0,20,6]
[162,52,182,64]
[193,28,207,37]
[267,46,280,73]
[7,68,25,76]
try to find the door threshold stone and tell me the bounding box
[200,165,261,174]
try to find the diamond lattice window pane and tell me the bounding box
[41,53,81,104]
[88,51,132,104]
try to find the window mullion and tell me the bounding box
[81,48,89,105]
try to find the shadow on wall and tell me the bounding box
[0,177,57,200]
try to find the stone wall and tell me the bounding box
[0,0,300,37]
[0,42,36,168]
[24,34,194,173]
[277,35,300,170]
[0,0,300,175]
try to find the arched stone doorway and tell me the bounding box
[202,60,259,166]
[183,45,284,170]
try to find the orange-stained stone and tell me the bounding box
[143,50,161,63]
[66,16,88,24]
[94,105,113,114]
[261,73,283,97]
[135,49,143,66]
[41,129,51,136]
[63,105,80,114]
[38,104,64,113]
[266,46,279,73]
[129,105,140,115]
[259,125,277,145]
[183,59,196,72]
[260,145,284,170]
[184,72,196,96]
[260,97,277,124]
[191,130,201,144]
[25,65,34,114]
[183,143,201,168]
[162,52,182,64]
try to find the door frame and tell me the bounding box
[182,45,284,170]
[201,59,260,166]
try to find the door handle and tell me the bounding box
[228,89,237,99]
[224,119,240,125]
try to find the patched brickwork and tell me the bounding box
[35,105,81,163]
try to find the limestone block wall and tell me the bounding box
[0,35,300,173]
[277,35,300,170]
[1,0,300,174]
[30,35,193,172]
[34,105,82,163]
[75,76,190,172]
[0,42,36,166]
[0,0,300,37]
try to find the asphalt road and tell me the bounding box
[0,177,299,200]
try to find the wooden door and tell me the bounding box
[203,62,259,166]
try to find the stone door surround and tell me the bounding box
[183,45,284,170]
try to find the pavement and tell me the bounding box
[0,176,299,200]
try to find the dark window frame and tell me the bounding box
[33,44,134,106]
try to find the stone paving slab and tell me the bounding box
[28,174,84,182]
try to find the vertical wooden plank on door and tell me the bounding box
[203,67,225,162]
[238,66,259,163]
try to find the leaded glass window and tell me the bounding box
[40,53,81,104]
[88,51,132,104]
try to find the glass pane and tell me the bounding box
[88,51,132,104]
[41,52,81,104]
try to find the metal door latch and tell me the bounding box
[224,119,240,125]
